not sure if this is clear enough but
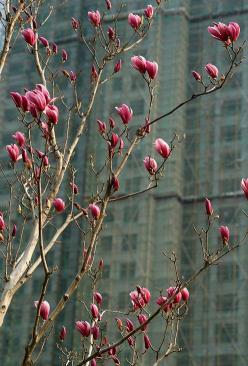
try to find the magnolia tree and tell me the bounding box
[0,0,246,365]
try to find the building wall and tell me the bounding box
[0,0,247,365]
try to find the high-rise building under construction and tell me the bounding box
[0,0,247,365]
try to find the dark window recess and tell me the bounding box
[100,236,113,251]
[215,354,237,366]
[120,262,136,278]
[222,125,241,142]
[215,322,238,343]
[220,98,241,118]
[105,210,114,222]
[118,291,129,310]
[121,234,138,251]
[217,262,239,282]
[102,264,110,279]
[216,294,238,312]
[123,207,139,222]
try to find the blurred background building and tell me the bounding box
[0,0,247,365]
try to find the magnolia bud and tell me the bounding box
[93,292,103,306]
[60,326,67,340]
[12,224,17,237]
[91,304,99,319]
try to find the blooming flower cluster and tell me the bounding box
[144,138,170,175]
[10,84,59,124]
[131,56,158,79]
[208,21,240,45]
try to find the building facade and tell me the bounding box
[0,0,248,365]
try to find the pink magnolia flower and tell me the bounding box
[91,359,97,366]
[38,36,49,47]
[91,325,100,340]
[125,318,134,332]
[75,321,91,337]
[181,288,190,301]
[62,49,68,62]
[226,22,240,42]
[205,198,213,216]
[192,70,201,81]
[51,42,58,54]
[144,334,152,349]
[143,156,157,175]
[34,300,50,321]
[12,131,25,147]
[115,104,133,125]
[130,287,151,310]
[131,56,147,73]
[21,148,29,164]
[128,13,142,30]
[219,225,230,244]
[112,175,120,192]
[115,317,123,331]
[53,198,65,213]
[25,90,47,112]
[6,144,20,162]
[146,60,158,79]
[22,28,37,46]
[91,65,98,80]
[88,10,101,27]
[205,63,218,79]
[208,21,240,44]
[241,178,248,199]
[70,182,79,195]
[156,296,170,312]
[114,60,122,73]
[60,326,67,340]
[91,303,99,319]
[208,22,229,42]
[167,287,182,303]
[138,314,148,331]
[93,292,103,306]
[43,156,49,167]
[21,96,30,112]
[97,120,106,135]
[144,5,154,18]
[98,258,104,270]
[0,216,6,231]
[108,27,115,40]
[89,203,101,220]
[69,71,77,82]
[105,0,112,10]
[154,138,170,159]
[109,117,115,129]
[71,17,80,30]
[35,84,51,104]
[10,92,22,108]
[45,105,59,124]
[12,224,17,237]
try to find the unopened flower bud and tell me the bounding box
[91,304,99,319]
[12,224,17,237]
[60,326,67,341]
[93,292,103,306]
[89,203,100,220]
[144,334,152,349]
[205,198,213,216]
[181,288,190,301]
